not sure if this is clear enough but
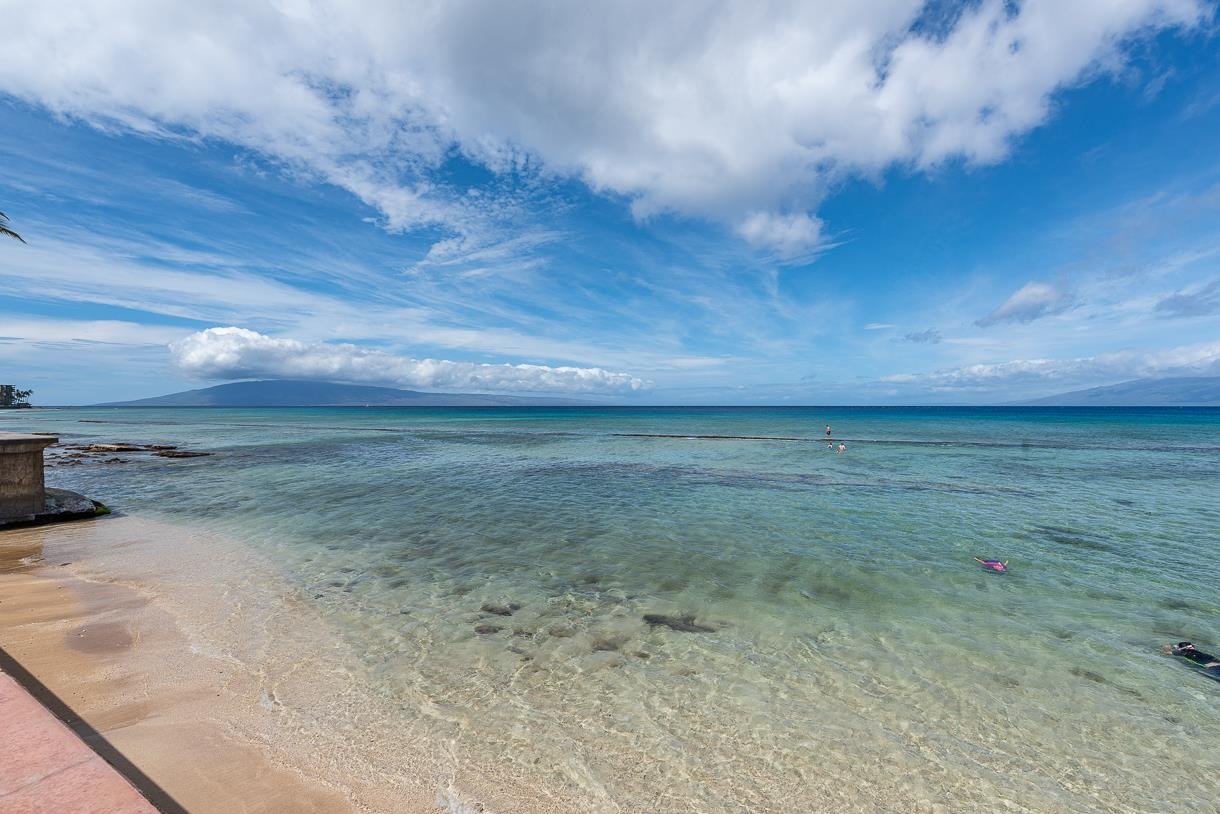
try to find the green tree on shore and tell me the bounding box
[0,385,34,408]
[1,211,26,243]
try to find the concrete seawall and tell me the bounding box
[0,433,57,522]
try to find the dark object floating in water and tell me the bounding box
[643,613,715,633]
[1166,642,1220,682]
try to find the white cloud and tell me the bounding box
[736,212,825,261]
[0,0,1206,259]
[882,339,1220,390]
[976,281,1077,326]
[0,318,183,348]
[170,327,649,394]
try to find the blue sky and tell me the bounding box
[2,1,1219,405]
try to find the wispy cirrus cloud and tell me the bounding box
[0,1,1206,258]
[170,327,649,395]
[976,281,1078,327]
[1155,279,1220,317]
[903,328,942,344]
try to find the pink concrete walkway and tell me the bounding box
[0,671,158,814]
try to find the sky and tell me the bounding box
[2,0,1220,405]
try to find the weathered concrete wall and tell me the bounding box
[0,433,58,521]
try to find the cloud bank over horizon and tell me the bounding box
[882,340,1220,392]
[0,0,1207,258]
[170,327,649,395]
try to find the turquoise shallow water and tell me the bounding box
[5,406,1219,811]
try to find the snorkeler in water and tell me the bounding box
[974,558,1008,572]
[1162,642,1220,668]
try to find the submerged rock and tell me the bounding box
[643,613,716,633]
[480,603,515,616]
[155,450,212,458]
[474,624,503,635]
[591,635,626,652]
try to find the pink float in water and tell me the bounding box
[973,558,1008,572]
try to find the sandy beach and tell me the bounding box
[0,516,562,814]
[0,521,371,813]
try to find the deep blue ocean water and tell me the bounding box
[5,406,1218,811]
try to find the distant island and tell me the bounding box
[97,379,592,407]
[1014,376,1220,406]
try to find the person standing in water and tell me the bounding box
[837,441,847,454]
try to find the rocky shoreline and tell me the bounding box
[46,441,213,469]
[0,487,109,529]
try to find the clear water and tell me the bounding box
[5,406,1219,811]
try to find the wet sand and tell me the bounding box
[0,529,365,813]
[0,519,455,814]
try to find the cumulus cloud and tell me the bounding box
[882,339,1220,390]
[170,327,648,394]
[736,212,825,261]
[903,327,942,344]
[0,1,1206,258]
[976,281,1077,326]
[1155,279,1220,317]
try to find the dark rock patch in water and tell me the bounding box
[1157,597,1193,611]
[480,603,515,616]
[1114,498,1135,506]
[474,624,503,635]
[643,613,715,633]
[592,635,627,652]
[1033,525,1111,552]
[1070,666,1107,684]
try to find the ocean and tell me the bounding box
[4,406,1218,812]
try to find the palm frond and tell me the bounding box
[0,211,27,243]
